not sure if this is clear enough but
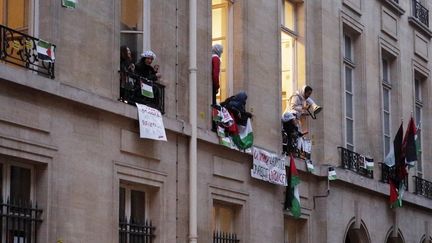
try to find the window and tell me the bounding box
[284,217,307,243]
[119,184,155,243]
[212,0,232,103]
[281,0,297,112]
[344,34,354,151]
[212,202,239,242]
[120,0,150,63]
[414,77,423,178]
[0,161,42,243]
[0,0,30,33]
[382,58,391,156]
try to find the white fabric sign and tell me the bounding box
[136,103,167,141]
[251,147,287,186]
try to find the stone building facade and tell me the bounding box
[0,0,431,242]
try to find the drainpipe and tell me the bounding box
[188,0,198,242]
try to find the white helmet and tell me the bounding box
[282,111,297,122]
[141,50,156,59]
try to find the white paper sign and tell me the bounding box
[136,103,167,141]
[251,147,287,186]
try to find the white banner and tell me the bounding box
[136,103,167,141]
[251,147,287,186]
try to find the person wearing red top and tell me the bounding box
[211,44,223,105]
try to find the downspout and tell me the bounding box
[188,0,198,243]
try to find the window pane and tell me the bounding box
[382,59,389,83]
[121,33,142,64]
[10,166,31,202]
[383,88,390,112]
[384,112,390,135]
[415,79,421,101]
[384,136,390,156]
[416,106,421,126]
[212,0,229,102]
[281,32,295,112]
[0,0,4,25]
[214,204,234,233]
[344,35,352,60]
[0,164,2,199]
[119,187,126,220]
[6,0,29,32]
[121,0,143,31]
[130,190,145,222]
[283,0,295,30]
[345,93,353,118]
[346,119,353,145]
[345,67,352,92]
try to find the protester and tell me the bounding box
[221,91,252,126]
[212,44,223,105]
[135,50,161,82]
[120,46,135,102]
[282,111,307,154]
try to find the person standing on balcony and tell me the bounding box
[135,50,161,82]
[287,85,313,117]
[120,46,135,102]
[211,44,223,106]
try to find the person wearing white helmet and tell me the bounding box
[135,50,161,82]
[282,111,307,154]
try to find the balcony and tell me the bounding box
[412,0,429,27]
[0,24,55,79]
[380,163,408,190]
[413,176,432,199]
[213,231,240,243]
[338,147,373,179]
[0,198,43,243]
[120,71,165,114]
[119,218,155,243]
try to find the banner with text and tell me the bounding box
[136,103,167,141]
[251,147,287,186]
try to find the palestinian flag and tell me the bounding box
[232,118,253,150]
[37,40,55,62]
[389,180,402,208]
[328,167,337,180]
[141,83,154,98]
[402,117,417,167]
[364,157,374,171]
[284,155,301,218]
[62,0,77,8]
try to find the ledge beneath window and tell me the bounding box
[409,16,432,39]
[380,0,405,16]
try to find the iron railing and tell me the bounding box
[0,24,55,79]
[213,231,240,243]
[119,71,165,114]
[380,163,408,190]
[119,218,155,243]
[0,198,43,243]
[413,176,432,199]
[338,147,373,179]
[413,0,429,27]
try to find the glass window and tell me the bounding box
[281,32,295,112]
[121,0,144,64]
[345,67,352,92]
[382,59,389,83]
[130,190,145,222]
[213,203,235,233]
[119,187,126,220]
[415,78,421,101]
[119,185,148,223]
[10,166,31,202]
[282,0,295,30]
[0,0,29,33]
[344,35,352,61]
[212,0,230,103]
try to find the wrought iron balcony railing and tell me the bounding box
[0,24,55,78]
[213,231,240,243]
[413,176,432,199]
[120,71,165,114]
[380,163,408,190]
[338,147,373,179]
[0,198,43,243]
[413,0,429,27]
[119,217,155,243]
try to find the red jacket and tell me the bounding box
[212,55,221,90]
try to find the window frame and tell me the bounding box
[382,58,392,157]
[343,34,355,151]
[120,0,151,62]
[119,183,150,223]
[414,77,423,178]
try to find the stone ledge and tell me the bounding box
[408,16,432,39]
[381,0,405,16]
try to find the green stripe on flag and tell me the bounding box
[141,83,154,98]
[62,0,77,8]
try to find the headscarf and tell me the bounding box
[212,44,223,57]
[141,50,156,60]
